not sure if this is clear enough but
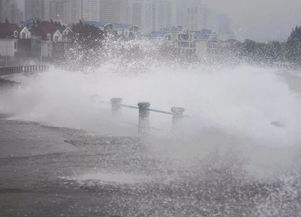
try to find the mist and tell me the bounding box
[207,0,301,41]
[2,2,301,215]
[14,0,301,41]
[1,39,301,168]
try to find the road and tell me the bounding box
[1,74,301,217]
[0,115,301,217]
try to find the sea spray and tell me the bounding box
[1,38,301,216]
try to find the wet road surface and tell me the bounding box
[1,116,301,217]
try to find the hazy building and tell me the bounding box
[0,0,23,23]
[99,0,129,24]
[58,0,100,23]
[128,0,152,32]
[9,3,24,24]
[187,0,204,31]
[82,0,99,21]
[217,14,234,40]
[0,0,11,22]
[128,0,174,33]
[153,0,172,31]
[64,0,82,24]
[25,0,50,21]
[187,0,218,31]
[55,0,86,24]
[205,8,218,32]
[172,0,187,27]
[49,0,68,23]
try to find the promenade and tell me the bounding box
[0,71,301,217]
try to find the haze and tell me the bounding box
[207,0,301,41]
[14,0,301,41]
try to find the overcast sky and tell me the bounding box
[206,0,301,41]
[16,0,301,42]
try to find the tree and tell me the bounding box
[240,39,266,62]
[264,41,284,62]
[286,26,301,64]
[67,22,105,67]
[70,22,104,50]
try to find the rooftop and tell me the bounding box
[0,23,19,38]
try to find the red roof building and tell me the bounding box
[0,23,19,38]
[30,21,63,41]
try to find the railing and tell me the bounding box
[0,65,49,76]
[107,97,298,136]
[109,98,186,135]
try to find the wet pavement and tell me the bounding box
[1,70,301,216]
[1,116,301,217]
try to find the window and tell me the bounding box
[22,32,26,39]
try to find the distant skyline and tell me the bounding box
[15,0,301,41]
[206,0,301,41]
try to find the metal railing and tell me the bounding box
[109,98,185,135]
[0,65,49,76]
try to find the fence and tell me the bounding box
[0,65,49,76]
[109,98,186,135]
[107,97,298,137]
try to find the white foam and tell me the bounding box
[0,39,300,146]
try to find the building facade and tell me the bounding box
[0,0,23,24]
[99,0,129,24]
[151,0,172,31]
[82,0,99,21]
[127,0,175,33]
[50,0,101,24]
[0,39,17,57]
[25,0,50,21]
[22,0,234,36]
[49,0,68,23]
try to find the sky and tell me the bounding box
[16,0,301,42]
[207,0,301,41]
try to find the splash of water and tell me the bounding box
[1,38,301,216]
[0,46,299,144]
[0,39,300,172]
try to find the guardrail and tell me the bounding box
[108,97,296,136]
[109,98,185,135]
[0,65,49,76]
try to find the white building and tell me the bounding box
[41,40,52,58]
[0,39,17,57]
[19,27,31,39]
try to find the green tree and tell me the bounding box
[70,22,104,50]
[240,39,266,62]
[286,26,301,64]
